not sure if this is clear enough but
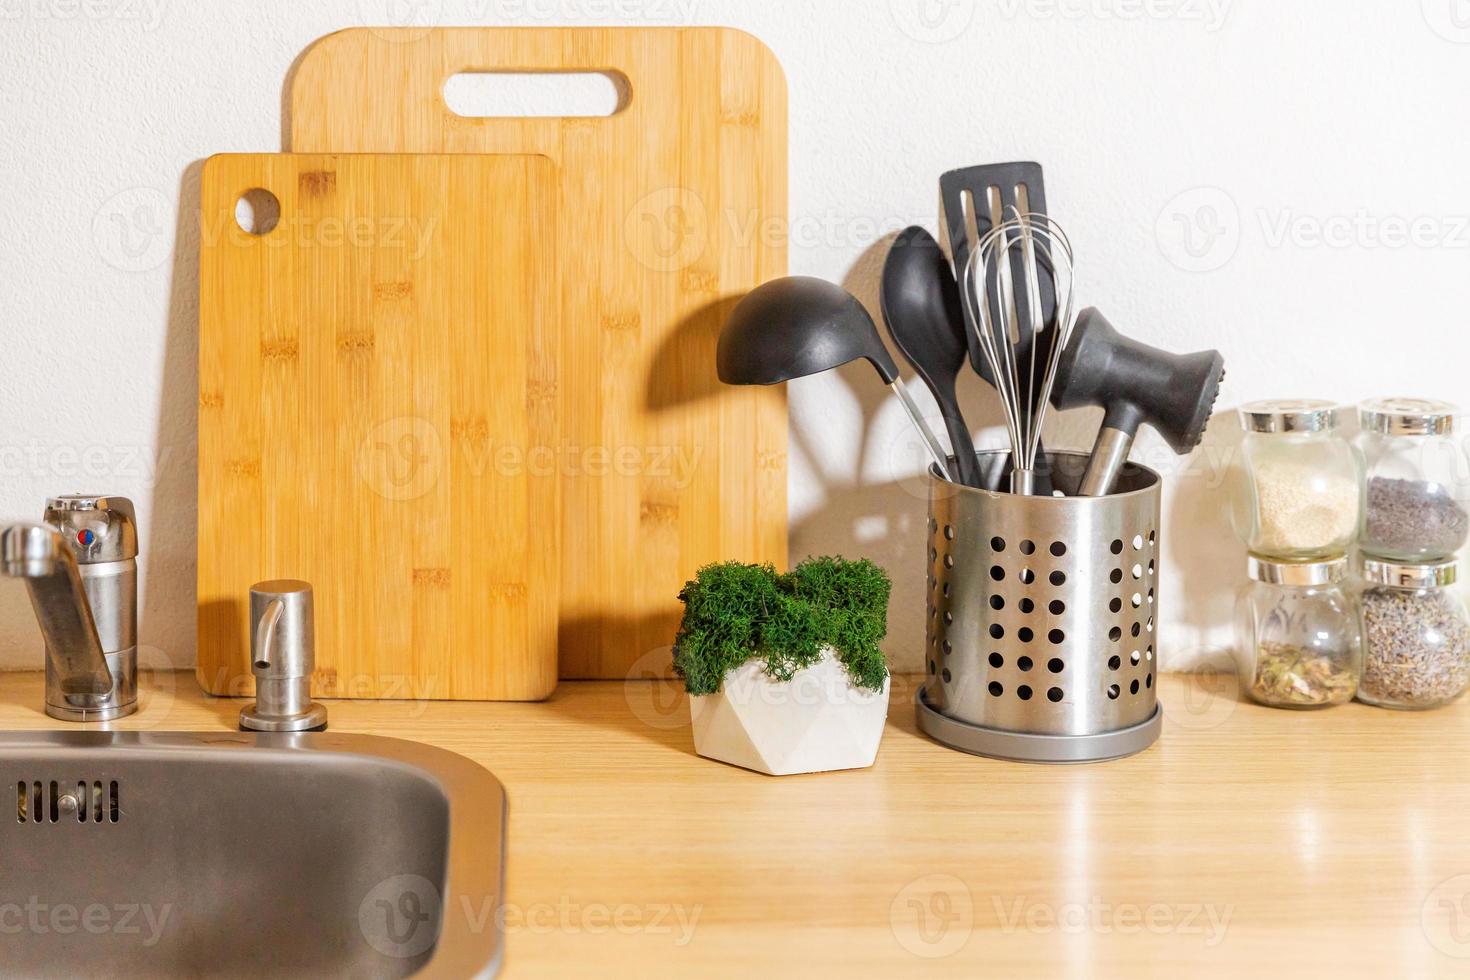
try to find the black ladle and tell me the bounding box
[717,276,956,483]
[880,226,982,488]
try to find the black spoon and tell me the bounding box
[717,276,956,483]
[881,227,982,488]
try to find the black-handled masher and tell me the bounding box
[1050,308,1226,496]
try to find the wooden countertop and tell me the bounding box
[3,670,1469,978]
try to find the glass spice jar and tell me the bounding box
[1357,398,1470,562]
[1231,400,1363,561]
[1235,556,1362,709]
[1358,558,1470,710]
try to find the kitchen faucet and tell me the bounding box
[0,496,139,721]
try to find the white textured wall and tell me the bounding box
[3,0,1469,674]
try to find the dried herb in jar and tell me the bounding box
[1250,641,1359,707]
[1360,586,1470,708]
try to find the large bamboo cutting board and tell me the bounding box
[198,153,561,700]
[290,28,789,679]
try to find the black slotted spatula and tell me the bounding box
[940,162,1058,410]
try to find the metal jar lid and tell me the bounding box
[1248,555,1347,586]
[1239,399,1341,434]
[1361,556,1459,589]
[1359,397,1458,437]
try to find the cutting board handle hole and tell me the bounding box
[442,71,629,119]
[235,188,281,236]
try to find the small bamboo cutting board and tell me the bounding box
[290,27,789,679]
[198,153,561,700]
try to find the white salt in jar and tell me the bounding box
[1231,400,1363,561]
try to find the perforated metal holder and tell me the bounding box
[917,452,1164,764]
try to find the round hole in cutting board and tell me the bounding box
[442,72,630,118]
[234,188,280,235]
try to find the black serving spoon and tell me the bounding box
[880,226,982,488]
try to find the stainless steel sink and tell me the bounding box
[0,731,506,979]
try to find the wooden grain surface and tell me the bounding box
[198,153,561,700]
[4,670,1469,977]
[290,28,790,679]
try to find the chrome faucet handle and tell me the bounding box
[0,525,114,702]
[44,496,138,564]
[241,580,327,733]
[1,495,139,722]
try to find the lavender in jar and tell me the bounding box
[1358,398,1470,562]
[1358,558,1470,710]
[1364,478,1469,559]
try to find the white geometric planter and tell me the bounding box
[688,647,891,776]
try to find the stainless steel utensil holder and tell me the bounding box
[917,451,1164,763]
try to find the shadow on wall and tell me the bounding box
[786,233,1012,675]
[1161,407,1246,669]
[783,236,1248,675]
[141,160,206,674]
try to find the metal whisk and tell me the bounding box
[960,210,1080,495]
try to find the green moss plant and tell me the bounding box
[672,556,891,696]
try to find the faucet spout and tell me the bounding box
[1,523,115,705]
